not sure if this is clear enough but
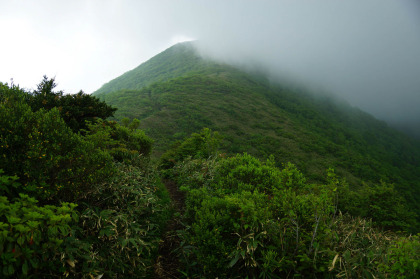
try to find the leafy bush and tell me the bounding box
[84,119,153,164]
[0,192,78,277]
[28,76,116,132]
[214,153,283,195]
[75,163,169,278]
[160,128,221,169]
[328,215,419,278]
[1,80,166,278]
[380,234,420,278]
[0,96,113,202]
[189,190,271,277]
[171,153,419,278]
[339,181,418,232]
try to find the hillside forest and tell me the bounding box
[1,43,420,278]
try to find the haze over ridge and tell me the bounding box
[185,1,420,137]
[1,0,419,136]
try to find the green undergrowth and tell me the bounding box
[161,129,419,278]
[169,155,419,278]
[0,81,172,278]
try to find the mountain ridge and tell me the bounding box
[93,42,420,219]
[94,41,209,96]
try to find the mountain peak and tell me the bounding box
[93,44,420,218]
[93,41,205,96]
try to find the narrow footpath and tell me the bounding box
[154,179,185,279]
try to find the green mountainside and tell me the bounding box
[93,42,212,96]
[94,42,420,220]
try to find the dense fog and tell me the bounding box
[1,0,419,136]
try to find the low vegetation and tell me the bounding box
[0,80,169,277]
[162,128,419,278]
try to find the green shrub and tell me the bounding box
[174,154,338,277]
[0,81,167,278]
[172,153,419,278]
[215,153,283,195]
[0,98,113,202]
[160,128,221,169]
[0,193,78,277]
[327,215,400,278]
[75,163,169,278]
[84,119,153,164]
[380,234,420,278]
[27,76,116,133]
[182,190,271,277]
[339,181,418,232]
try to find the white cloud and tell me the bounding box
[0,0,419,126]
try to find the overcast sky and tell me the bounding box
[1,0,419,127]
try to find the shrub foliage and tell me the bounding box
[0,80,167,278]
[166,132,419,278]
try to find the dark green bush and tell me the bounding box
[75,162,169,278]
[84,119,153,164]
[160,128,221,169]
[339,181,418,232]
[1,81,166,278]
[214,153,283,195]
[0,95,113,202]
[380,234,420,278]
[27,76,116,133]
[172,153,419,278]
[0,191,79,277]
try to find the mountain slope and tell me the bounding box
[94,42,212,96]
[94,42,420,219]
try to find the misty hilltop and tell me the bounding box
[94,42,207,96]
[93,41,420,221]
